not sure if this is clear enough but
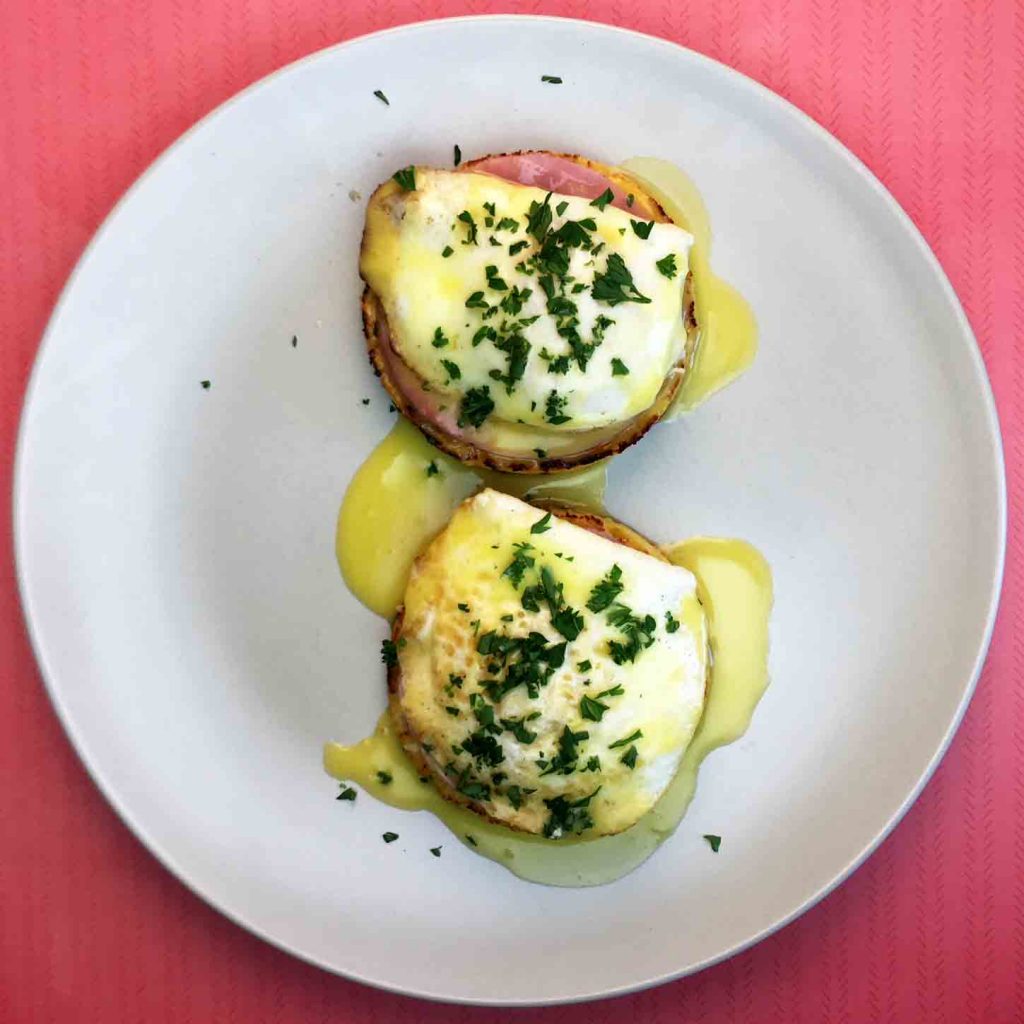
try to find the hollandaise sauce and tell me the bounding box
[325,536,771,886]
[618,157,757,412]
[337,418,608,618]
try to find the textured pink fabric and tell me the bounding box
[0,2,1019,1021]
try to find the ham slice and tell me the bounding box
[464,152,662,218]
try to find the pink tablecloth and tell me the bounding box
[1,1,1019,1020]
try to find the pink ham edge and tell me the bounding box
[465,152,660,217]
[377,153,663,449]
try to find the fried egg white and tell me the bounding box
[360,169,694,433]
[391,489,708,838]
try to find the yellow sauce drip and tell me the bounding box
[618,157,758,412]
[337,418,607,618]
[324,537,771,887]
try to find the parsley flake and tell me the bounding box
[656,254,679,278]
[541,75,563,84]
[382,832,399,843]
[704,834,722,853]
[592,253,651,306]
[453,144,462,166]
[335,784,357,802]
[590,187,615,211]
[425,460,440,478]
[376,770,393,785]
[431,326,449,348]
[458,386,494,428]
[580,694,610,722]
[441,358,461,382]
[544,390,571,425]
[442,245,454,258]
[609,729,642,749]
[392,166,416,191]
[458,210,479,245]
[381,639,399,667]
[430,846,442,857]
[611,358,630,376]
[630,219,654,239]
[587,565,623,612]
[373,89,390,105]
[665,610,680,633]
[620,745,639,769]
[530,512,553,535]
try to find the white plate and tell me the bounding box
[15,15,1005,1006]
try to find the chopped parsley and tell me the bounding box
[485,264,509,292]
[665,610,680,633]
[626,193,635,207]
[580,694,610,722]
[610,728,643,749]
[508,239,530,256]
[200,380,211,389]
[619,745,639,769]
[611,357,630,376]
[555,200,569,217]
[704,834,722,853]
[533,448,548,458]
[291,335,297,348]
[453,144,462,166]
[501,718,538,744]
[392,165,416,191]
[530,512,553,535]
[590,187,615,211]
[431,326,449,348]
[382,832,399,843]
[441,358,461,381]
[441,245,454,258]
[592,253,651,306]
[458,386,494,427]
[464,291,488,309]
[502,542,536,587]
[430,846,442,857]
[544,389,571,425]
[543,787,601,838]
[373,89,390,105]
[335,784,356,802]
[526,193,554,241]
[587,564,623,612]
[465,835,478,847]
[458,209,479,245]
[425,460,441,478]
[630,219,654,239]
[577,659,592,671]
[380,639,399,666]
[457,603,470,612]
[656,253,679,278]
[541,725,590,776]
[606,604,657,664]
[376,770,393,785]
[444,705,460,717]
[541,75,563,84]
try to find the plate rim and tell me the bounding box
[12,13,1008,1007]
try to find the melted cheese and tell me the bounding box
[360,169,694,430]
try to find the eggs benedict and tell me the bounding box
[385,488,708,838]
[360,152,699,473]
